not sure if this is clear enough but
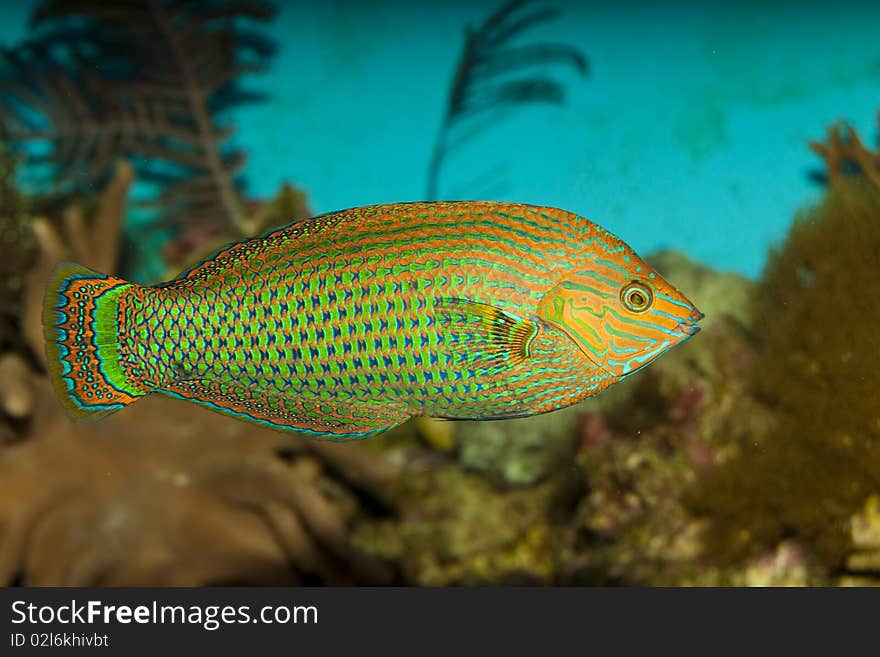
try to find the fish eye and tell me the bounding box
[620,281,653,313]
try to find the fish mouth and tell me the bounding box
[674,308,704,337]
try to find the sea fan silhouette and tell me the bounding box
[426,0,588,200]
[0,0,276,236]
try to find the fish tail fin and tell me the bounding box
[43,262,149,421]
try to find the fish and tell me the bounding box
[43,201,703,440]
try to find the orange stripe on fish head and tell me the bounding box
[537,233,703,379]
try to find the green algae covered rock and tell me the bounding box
[840,494,880,585]
[560,310,776,585]
[352,466,581,585]
[456,408,581,486]
[689,180,880,568]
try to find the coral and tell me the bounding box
[352,465,579,585]
[0,353,34,423]
[689,179,880,568]
[2,0,276,243]
[457,407,580,486]
[562,426,708,585]
[0,147,35,351]
[0,379,396,585]
[560,309,772,585]
[426,0,587,199]
[840,495,880,585]
[412,417,458,453]
[810,117,880,190]
[735,541,824,587]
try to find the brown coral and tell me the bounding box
[810,115,880,190]
[0,379,396,585]
[689,179,880,567]
[560,310,773,586]
[2,0,277,238]
[353,465,577,585]
[0,147,36,351]
[841,495,880,585]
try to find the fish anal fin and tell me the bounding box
[162,379,410,440]
[436,298,538,370]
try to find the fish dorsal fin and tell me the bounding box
[161,379,410,440]
[436,298,538,371]
[163,212,345,287]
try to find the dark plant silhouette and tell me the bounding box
[0,147,35,353]
[426,0,587,200]
[0,0,276,237]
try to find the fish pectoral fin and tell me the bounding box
[161,379,411,440]
[436,298,538,370]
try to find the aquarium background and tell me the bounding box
[0,0,878,586]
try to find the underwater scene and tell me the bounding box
[0,0,878,587]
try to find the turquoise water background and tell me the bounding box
[3,0,880,278]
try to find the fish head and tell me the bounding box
[537,241,703,379]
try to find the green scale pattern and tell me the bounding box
[115,203,615,433]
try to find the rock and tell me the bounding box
[0,353,34,419]
[413,417,457,453]
[456,406,581,486]
[0,378,395,585]
[845,495,880,577]
[352,466,575,585]
[739,541,815,587]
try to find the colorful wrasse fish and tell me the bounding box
[43,202,702,440]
